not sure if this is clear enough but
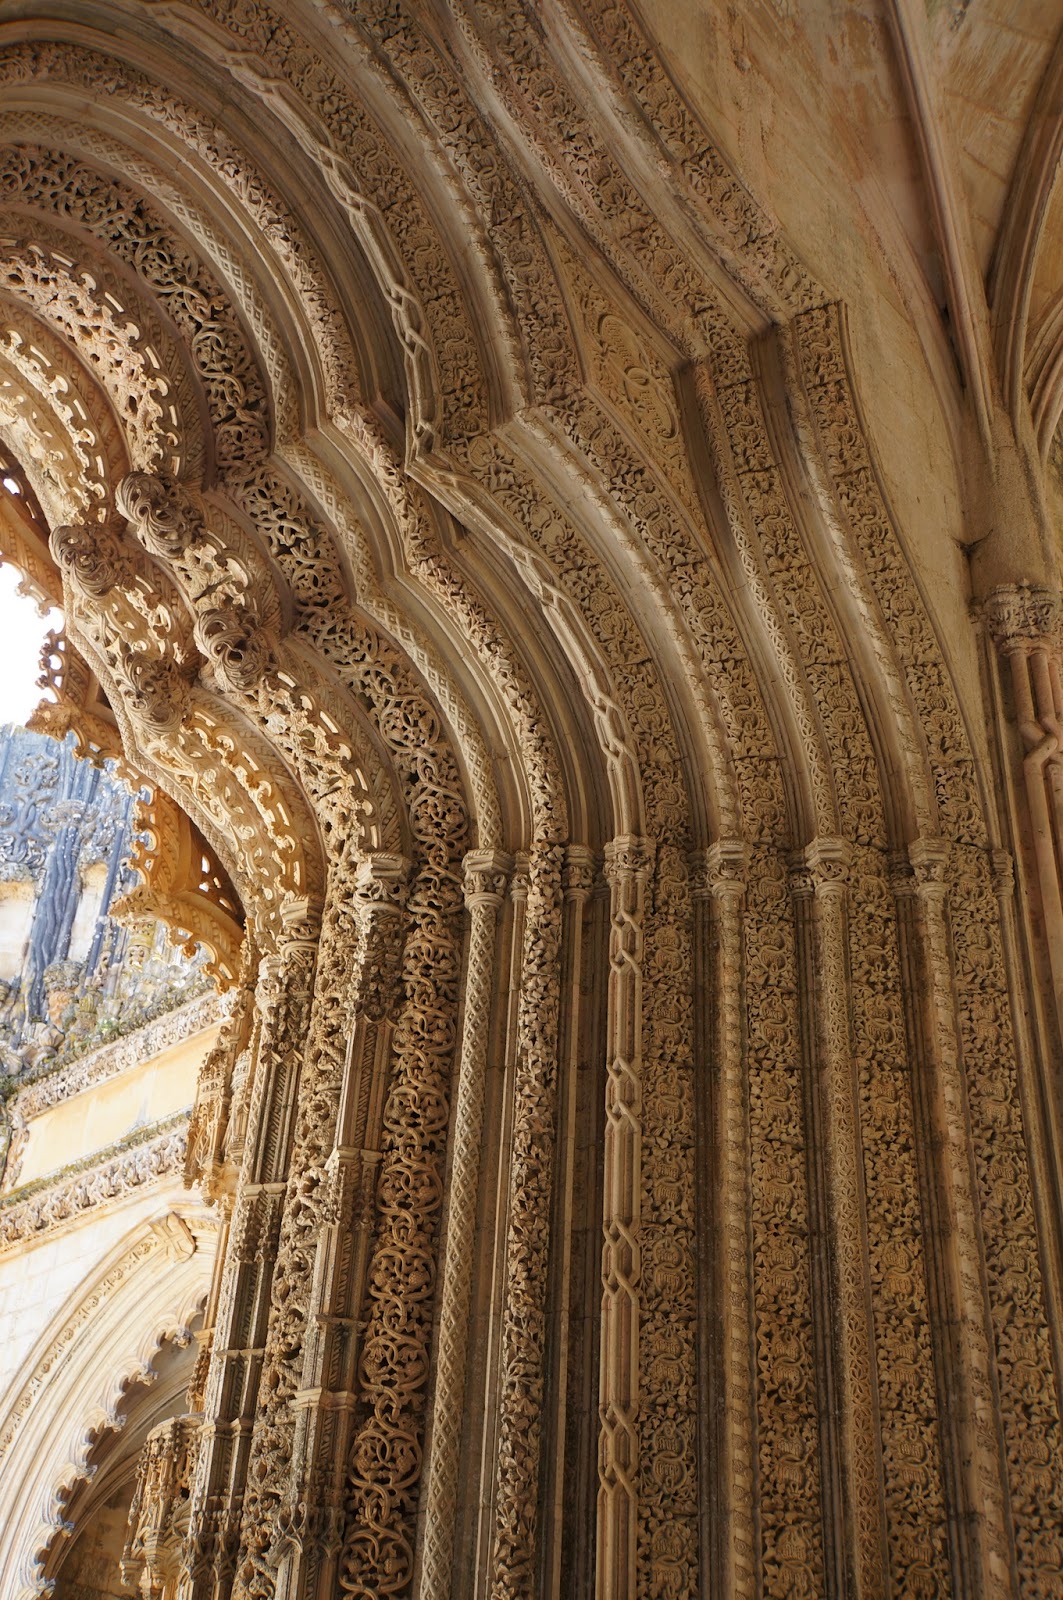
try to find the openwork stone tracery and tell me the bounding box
[0,5,1062,1600]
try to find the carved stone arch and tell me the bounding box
[128,9,752,851]
[0,59,515,876]
[0,50,376,449]
[0,332,113,530]
[0,222,198,478]
[769,306,945,848]
[183,7,487,453]
[277,441,565,848]
[0,1213,215,1600]
[0,148,262,482]
[36,1327,200,1600]
[0,296,130,534]
[0,26,815,1600]
[0,284,394,938]
[51,523,330,937]
[0,25,598,870]
[258,0,580,424]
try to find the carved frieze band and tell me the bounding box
[0,1119,187,1250]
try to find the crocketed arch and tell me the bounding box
[39,1329,200,1600]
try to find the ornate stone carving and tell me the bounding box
[983,584,1063,652]
[113,788,245,991]
[122,1414,202,1600]
[597,834,652,1599]
[49,517,129,599]
[0,17,1061,1600]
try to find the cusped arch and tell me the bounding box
[0,1212,214,1600]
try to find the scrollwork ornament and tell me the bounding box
[50,517,129,597]
[195,605,274,694]
[118,470,203,560]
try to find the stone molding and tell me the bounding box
[10,992,227,1123]
[0,1118,188,1252]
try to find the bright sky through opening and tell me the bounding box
[0,563,62,728]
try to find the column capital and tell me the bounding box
[603,833,654,884]
[982,584,1062,655]
[508,852,531,905]
[562,842,597,900]
[690,839,748,900]
[788,835,851,898]
[889,837,951,900]
[354,850,410,910]
[462,847,512,909]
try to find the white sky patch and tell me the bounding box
[0,563,63,729]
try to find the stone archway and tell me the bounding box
[0,7,1061,1599]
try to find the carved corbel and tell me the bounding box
[194,603,275,695]
[117,470,202,562]
[115,641,190,738]
[49,515,131,598]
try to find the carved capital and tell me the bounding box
[690,839,748,901]
[463,846,511,909]
[603,832,655,886]
[509,852,531,904]
[788,835,851,899]
[562,842,597,900]
[982,584,1062,655]
[354,850,410,908]
[257,915,317,1014]
[908,836,952,898]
